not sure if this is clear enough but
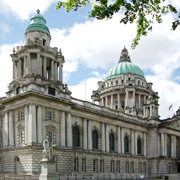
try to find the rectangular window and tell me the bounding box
[116,161,120,173]
[82,158,86,172]
[139,162,142,173]
[111,160,114,173]
[47,132,53,143]
[100,160,104,173]
[116,80,118,85]
[46,131,56,144]
[46,110,54,121]
[93,159,98,172]
[17,110,24,121]
[125,161,129,173]
[48,87,55,96]
[16,87,21,95]
[130,161,134,173]
[18,130,25,144]
[74,158,79,172]
[143,162,146,173]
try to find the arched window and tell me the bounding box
[124,136,129,153]
[137,138,141,154]
[109,133,115,151]
[92,130,98,149]
[15,157,20,175]
[73,126,80,147]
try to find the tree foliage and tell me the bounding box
[55,0,180,49]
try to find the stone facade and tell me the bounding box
[0,11,180,180]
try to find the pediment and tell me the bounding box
[161,117,180,130]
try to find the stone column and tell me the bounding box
[132,91,135,108]
[43,57,47,78]
[23,56,26,77]
[59,62,63,83]
[121,127,124,154]
[101,98,104,106]
[3,111,9,147]
[13,61,15,80]
[27,53,31,75]
[117,127,121,153]
[105,124,109,152]
[61,112,65,147]
[118,94,121,109]
[51,60,54,80]
[134,130,137,155]
[24,105,28,144]
[88,120,92,150]
[101,123,105,152]
[174,136,176,158]
[164,133,167,156]
[67,112,72,147]
[131,130,135,155]
[37,106,42,144]
[83,119,87,150]
[161,133,165,156]
[105,96,108,107]
[143,132,147,156]
[125,90,128,108]
[138,94,141,108]
[9,110,14,146]
[111,95,113,109]
[29,104,37,144]
[54,62,58,81]
[171,135,174,158]
[18,59,22,79]
[144,96,146,104]
[37,53,42,76]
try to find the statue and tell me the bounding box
[42,135,56,161]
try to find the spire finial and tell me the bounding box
[37,9,40,14]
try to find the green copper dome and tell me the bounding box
[106,48,145,80]
[26,10,50,34]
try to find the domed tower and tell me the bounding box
[92,47,159,119]
[7,10,71,98]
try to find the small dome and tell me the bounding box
[26,10,50,34]
[106,47,145,80]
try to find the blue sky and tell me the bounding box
[0,0,180,119]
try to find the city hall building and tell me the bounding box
[0,11,180,180]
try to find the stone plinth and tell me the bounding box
[39,160,58,180]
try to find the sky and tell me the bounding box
[0,0,180,119]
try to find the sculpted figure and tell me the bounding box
[42,135,56,161]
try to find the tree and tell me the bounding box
[55,0,180,49]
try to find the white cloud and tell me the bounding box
[0,44,14,97]
[50,13,137,70]
[63,61,78,82]
[91,71,106,79]
[0,23,10,33]
[69,77,101,101]
[0,0,57,20]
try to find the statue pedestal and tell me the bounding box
[39,160,58,180]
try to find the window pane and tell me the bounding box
[92,130,98,149]
[109,133,115,151]
[137,138,141,154]
[124,136,129,152]
[73,126,80,147]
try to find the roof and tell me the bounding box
[106,47,145,80]
[26,10,50,34]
